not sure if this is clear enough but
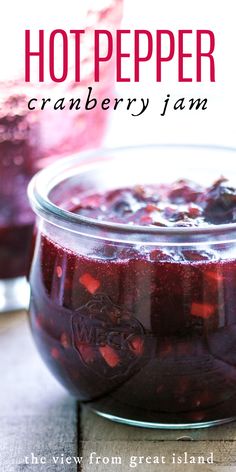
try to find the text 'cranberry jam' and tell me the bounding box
[28,145,236,428]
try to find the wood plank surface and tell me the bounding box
[80,408,236,471]
[0,312,78,472]
[1,311,236,471]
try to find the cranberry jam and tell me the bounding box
[29,146,236,428]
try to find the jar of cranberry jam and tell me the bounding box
[0,0,123,311]
[28,145,236,428]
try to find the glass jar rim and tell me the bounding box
[28,143,236,245]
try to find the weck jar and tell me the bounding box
[28,144,236,428]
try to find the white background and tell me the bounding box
[106,0,236,149]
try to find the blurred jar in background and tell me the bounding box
[0,0,123,311]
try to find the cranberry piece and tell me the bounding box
[107,189,139,217]
[188,203,203,218]
[112,200,133,215]
[168,179,203,204]
[118,247,142,260]
[181,249,217,262]
[139,215,154,225]
[146,203,159,213]
[96,244,118,260]
[201,177,236,224]
[133,185,160,203]
[149,249,174,262]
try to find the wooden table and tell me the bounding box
[1,311,236,471]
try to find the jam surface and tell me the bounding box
[29,177,236,426]
[71,177,236,227]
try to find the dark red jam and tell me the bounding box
[29,177,236,425]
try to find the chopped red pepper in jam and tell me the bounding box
[99,345,120,368]
[79,272,101,294]
[191,302,215,319]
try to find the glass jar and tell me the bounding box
[0,0,123,311]
[28,144,236,429]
